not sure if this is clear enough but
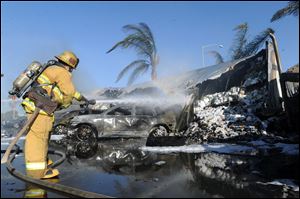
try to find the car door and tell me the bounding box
[104,105,134,135]
[133,106,155,132]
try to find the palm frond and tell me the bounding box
[233,23,248,31]
[106,40,125,53]
[115,60,149,83]
[230,22,248,60]
[107,34,152,58]
[108,22,158,83]
[139,23,156,52]
[243,28,275,57]
[123,24,155,52]
[271,1,299,22]
[208,51,224,64]
[122,34,152,57]
[127,63,149,85]
[123,23,156,55]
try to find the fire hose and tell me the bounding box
[1,108,40,164]
[1,108,113,198]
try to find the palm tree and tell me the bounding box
[107,23,159,86]
[210,24,274,64]
[271,1,299,22]
[243,28,275,57]
[208,51,224,64]
[230,23,248,60]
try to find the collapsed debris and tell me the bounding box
[184,85,268,143]
[182,42,298,144]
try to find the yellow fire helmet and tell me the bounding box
[55,51,79,68]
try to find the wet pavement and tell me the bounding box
[1,137,299,198]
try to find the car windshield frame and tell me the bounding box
[104,105,133,116]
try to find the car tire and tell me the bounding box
[149,125,169,137]
[146,125,169,146]
[146,125,186,147]
[74,141,98,159]
[76,124,97,141]
[53,124,68,144]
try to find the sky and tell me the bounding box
[1,1,299,107]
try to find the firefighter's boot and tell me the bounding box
[41,168,60,179]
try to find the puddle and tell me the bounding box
[1,137,299,198]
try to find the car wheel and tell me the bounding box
[149,125,169,137]
[75,141,98,159]
[53,124,67,134]
[53,124,68,144]
[146,125,186,146]
[76,124,97,141]
[146,125,169,147]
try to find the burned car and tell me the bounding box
[1,116,26,138]
[52,93,195,142]
[69,103,180,141]
[52,102,112,138]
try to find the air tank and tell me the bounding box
[9,61,42,97]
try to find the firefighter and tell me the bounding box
[21,51,93,179]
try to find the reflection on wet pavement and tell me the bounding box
[1,136,299,198]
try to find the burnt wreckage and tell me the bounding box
[52,101,189,142]
[52,35,298,145]
[185,38,299,144]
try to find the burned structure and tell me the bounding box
[186,38,299,144]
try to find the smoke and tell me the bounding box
[86,57,200,112]
[87,71,193,112]
[72,68,98,94]
[153,77,187,94]
[88,70,191,107]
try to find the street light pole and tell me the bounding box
[202,44,224,67]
